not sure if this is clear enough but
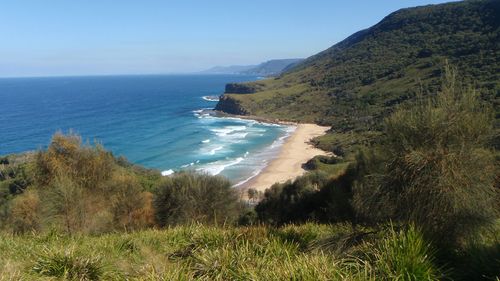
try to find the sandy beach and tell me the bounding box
[240,123,331,193]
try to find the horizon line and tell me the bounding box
[0,72,262,80]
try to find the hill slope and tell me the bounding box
[199,64,256,74]
[201,59,303,76]
[216,0,499,134]
[241,58,304,76]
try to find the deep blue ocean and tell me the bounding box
[0,75,293,185]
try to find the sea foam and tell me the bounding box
[201,95,220,102]
[209,146,224,155]
[161,169,174,176]
[197,157,245,176]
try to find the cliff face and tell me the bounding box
[215,83,256,115]
[214,95,249,115]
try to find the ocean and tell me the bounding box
[0,74,293,185]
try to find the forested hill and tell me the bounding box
[216,0,500,131]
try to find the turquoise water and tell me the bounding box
[0,75,293,184]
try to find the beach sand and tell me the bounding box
[240,123,331,193]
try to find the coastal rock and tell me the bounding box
[214,95,249,115]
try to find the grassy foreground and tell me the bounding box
[0,223,458,281]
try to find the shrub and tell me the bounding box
[237,209,258,226]
[43,175,87,234]
[34,132,114,190]
[255,172,329,225]
[13,132,161,234]
[371,225,445,281]
[9,190,41,233]
[255,170,357,225]
[451,225,500,281]
[154,172,240,226]
[108,172,153,230]
[353,65,499,245]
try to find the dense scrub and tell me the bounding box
[256,66,499,233]
[252,67,500,279]
[0,134,243,235]
[353,66,499,245]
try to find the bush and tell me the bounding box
[43,175,87,234]
[4,132,160,234]
[34,132,114,190]
[154,172,240,226]
[450,225,500,281]
[9,190,41,233]
[255,170,359,225]
[237,209,258,226]
[371,225,445,281]
[255,172,329,225]
[353,65,499,245]
[108,172,155,230]
[0,156,33,228]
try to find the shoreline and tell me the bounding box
[213,110,298,126]
[237,123,331,193]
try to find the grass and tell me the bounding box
[371,225,444,281]
[0,223,465,280]
[308,158,351,177]
[32,248,107,280]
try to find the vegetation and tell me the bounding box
[1,65,498,279]
[251,66,500,279]
[154,172,241,226]
[0,223,457,280]
[1,1,499,280]
[217,0,500,152]
[256,170,355,225]
[353,66,499,245]
[0,133,241,235]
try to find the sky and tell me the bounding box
[0,0,454,77]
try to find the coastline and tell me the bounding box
[237,123,331,193]
[214,110,298,126]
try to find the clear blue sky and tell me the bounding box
[1,0,453,77]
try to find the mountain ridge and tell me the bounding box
[201,58,304,76]
[216,0,499,132]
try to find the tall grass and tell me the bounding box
[0,223,457,280]
[32,248,105,280]
[371,225,445,281]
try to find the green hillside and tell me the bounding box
[2,1,499,280]
[241,59,304,76]
[216,0,500,150]
[2,67,499,279]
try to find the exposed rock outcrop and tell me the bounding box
[214,95,249,115]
